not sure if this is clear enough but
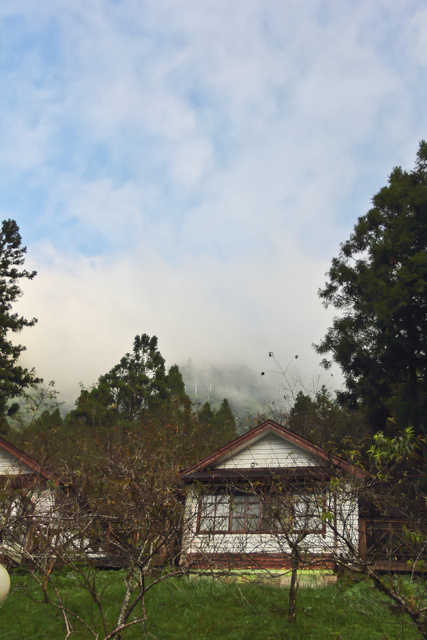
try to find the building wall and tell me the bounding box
[0,448,32,475]
[181,484,359,565]
[215,433,318,469]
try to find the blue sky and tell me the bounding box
[1,0,426,405]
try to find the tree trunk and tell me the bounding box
[288,548,299,624]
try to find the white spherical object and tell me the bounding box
[0,564,10,603]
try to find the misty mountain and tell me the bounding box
[179,360,285,427]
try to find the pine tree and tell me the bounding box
[0,219,40,431]
[213,398,237,442]
[317,142,427,434]
[70,334,190,427]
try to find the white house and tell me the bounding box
[0,436,61,564]
[180,420,364,570]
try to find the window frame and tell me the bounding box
[291,493,326,535]
[196,490,326,535]
[197,493,231,533]
[230,494,263,533]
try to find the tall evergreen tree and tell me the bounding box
[70,334,190,427]
[197,398,237,445]
[0,219,40,431]
[166,364,190,404]
[99,333,169,420]
[213,398,237,442]
[316,142,427,434]
[197,401,214,429]
[288,388,371,450]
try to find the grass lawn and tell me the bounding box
[0,568,421,640]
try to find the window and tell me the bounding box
[230,495,262,532]
[198,494,230,532]
[292,495,324,533]
[197,491,325,535]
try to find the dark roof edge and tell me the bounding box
[0,436,62,486]
[181,419,366,479]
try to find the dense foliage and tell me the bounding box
[317,141,427,434]
[288,386,371,452]
[13,332,237,477]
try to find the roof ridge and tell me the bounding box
[181,419,365,479]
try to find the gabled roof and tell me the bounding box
[181,419,365,480]
[0,436,62,486]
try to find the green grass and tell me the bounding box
[0,569,421,640]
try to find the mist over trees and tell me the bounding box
[3,141,427,449]
[10,334,239,476]
[179,360,272,419]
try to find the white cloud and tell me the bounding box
[2,0,427,405]
[16,233,340,404]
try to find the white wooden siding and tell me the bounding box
[215,433,318,469]
[182,489,359,559]
[0,448,32,474]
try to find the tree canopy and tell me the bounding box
[69,334,186,427]
[316,141,427,434]
[197,398,237,443]
[288,387,371,453]
[64,333,237,459]
[0,219,40,431]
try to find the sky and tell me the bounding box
[1,0,427,408]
